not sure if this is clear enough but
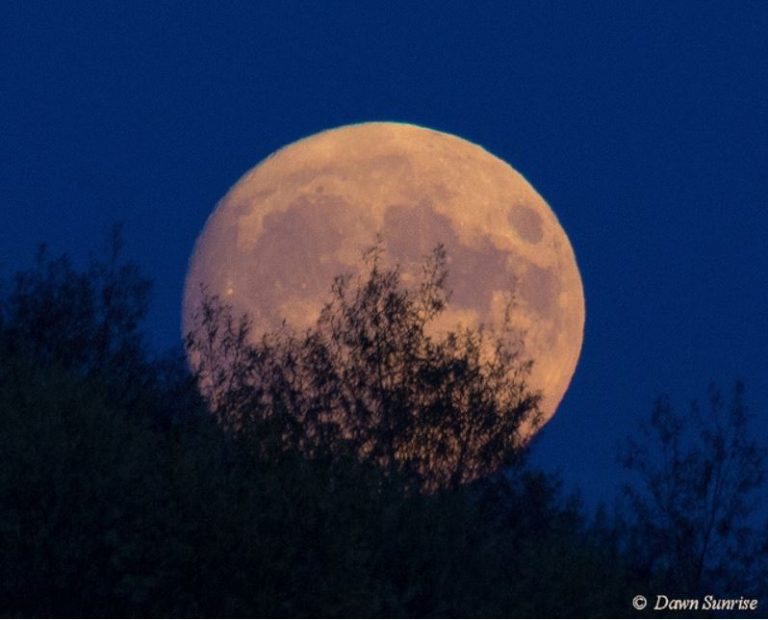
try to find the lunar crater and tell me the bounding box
[508,205,544,244]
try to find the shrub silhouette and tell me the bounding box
[6,231,763,616]
[186,243,542,491]
[619,382,766,596]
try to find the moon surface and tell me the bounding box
[183,122,585,436]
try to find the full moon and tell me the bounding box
[183,122,585,436]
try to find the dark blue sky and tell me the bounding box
[2,1,767,506]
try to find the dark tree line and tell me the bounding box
[0,230,765,617]
[186,243,541,492]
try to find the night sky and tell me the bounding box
[2,1,767,507]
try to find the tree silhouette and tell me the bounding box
[0,231,673,616]
[0,226,153,406]
[619,381,766,595]
[186,243,542,491]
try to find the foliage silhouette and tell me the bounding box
[186,242,542,491]
[619,382,766,597]
[1,226,149,377]
[2,231,764,616]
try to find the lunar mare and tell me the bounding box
[183,122,585,435]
